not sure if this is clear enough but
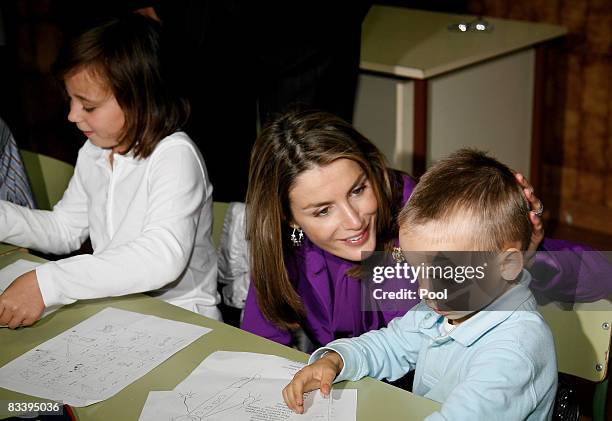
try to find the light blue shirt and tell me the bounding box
[310,271,558,420]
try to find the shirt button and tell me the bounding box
[425,314,431,319]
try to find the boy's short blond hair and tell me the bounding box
[399,149,531,251]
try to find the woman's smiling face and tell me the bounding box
[289,158,378,262]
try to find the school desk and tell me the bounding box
[0,251,441,420]
[0,243,20,257]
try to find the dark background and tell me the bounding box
[1,0,611,248]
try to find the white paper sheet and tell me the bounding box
[0,307,211,406]
[138,351,357,421]
[0,259,61,325]
[0,259,41,291]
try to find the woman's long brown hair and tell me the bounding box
[246,110,404,330]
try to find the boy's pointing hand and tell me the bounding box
[282,351,344,414]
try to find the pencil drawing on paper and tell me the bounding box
[171,374,263,421]
[137,351,356,421]
[0,308,211,407]
[169,374,339,421]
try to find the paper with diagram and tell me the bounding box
[138,351,357,421]
[0,307,211,406]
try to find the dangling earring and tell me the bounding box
[392,246,405,263]
[291,227,304,247]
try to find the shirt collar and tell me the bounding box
[449,270,534,346]
[418,270,534,346]
[83,140,145,169]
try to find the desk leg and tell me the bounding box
[413,79,428,178]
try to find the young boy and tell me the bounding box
[282,149,557,420]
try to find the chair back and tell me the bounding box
[212,201,229,246]
[20,150,74,210]
[539,300,612,382]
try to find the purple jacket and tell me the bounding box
[242,174,611,347]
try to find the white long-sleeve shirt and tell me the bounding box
[0,131,221,319]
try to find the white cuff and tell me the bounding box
[36,263,75,307]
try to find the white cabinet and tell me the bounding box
[354,6,565,181]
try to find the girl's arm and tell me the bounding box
[0,155,90,254]
[33,142,208,307]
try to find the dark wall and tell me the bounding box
[3,0,611,236]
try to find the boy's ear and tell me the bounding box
[499,248,524,281]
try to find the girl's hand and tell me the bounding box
[515,173,544,253]
[0,270,45,329]
[282,351,344,414]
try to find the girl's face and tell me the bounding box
[65,68,126,152]
[289,158,378,262]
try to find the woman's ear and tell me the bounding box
[499,248,524,281]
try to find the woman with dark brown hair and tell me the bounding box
[0,14,220,328]
[241,110,611,348]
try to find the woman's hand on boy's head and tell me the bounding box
[0,270,44,329]
[282,351,343,414]
[515,173,545,253]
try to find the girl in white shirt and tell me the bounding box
[0,14,220,328]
